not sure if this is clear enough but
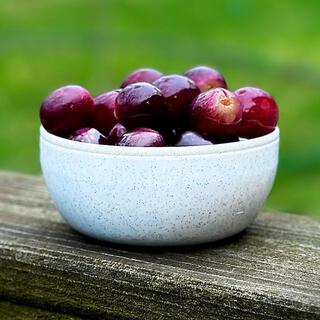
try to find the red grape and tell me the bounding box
[184,66,227,92]
[107,123,127,145]
[93,90,120,135]
[190,88,243,139]
[120,68,163,88]
[40,85,94,137]
[175,131,213,146]
[115,82,166,128]
[153,75,200,124]
[159,127,182,146]
[234,87,279,138]
[117,128,164,147]
[69,128,107,144]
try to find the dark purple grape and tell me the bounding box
[115,82,166,128]
[107,123,127,145]
[120,68,163,88]
[184,66,227,92]
[93,90,120,135]
[40,85,94,137]
[190,88,243,139]
[69,128,108,144]
[159,127,182,146]
[175,131,213,146]
[117,128,164,147]
[153,75,200,124]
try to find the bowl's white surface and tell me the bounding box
[40,126,279,246]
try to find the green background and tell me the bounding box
[0,0,319,215]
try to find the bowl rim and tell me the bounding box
[40,126,279,157]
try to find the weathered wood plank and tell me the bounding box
[0,171,319,319]
[0,300,85,319]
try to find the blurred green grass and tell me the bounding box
[0,0,319,215]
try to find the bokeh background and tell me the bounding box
[0,0,319,216]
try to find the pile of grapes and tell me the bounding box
[40,66,279,147]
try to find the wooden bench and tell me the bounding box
[0,171,319,319]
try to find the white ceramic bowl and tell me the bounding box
[40,126,279,246]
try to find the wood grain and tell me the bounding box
[0,171,319,319]
[0,300,85,320]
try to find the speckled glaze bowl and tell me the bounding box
[40,126,279,246]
